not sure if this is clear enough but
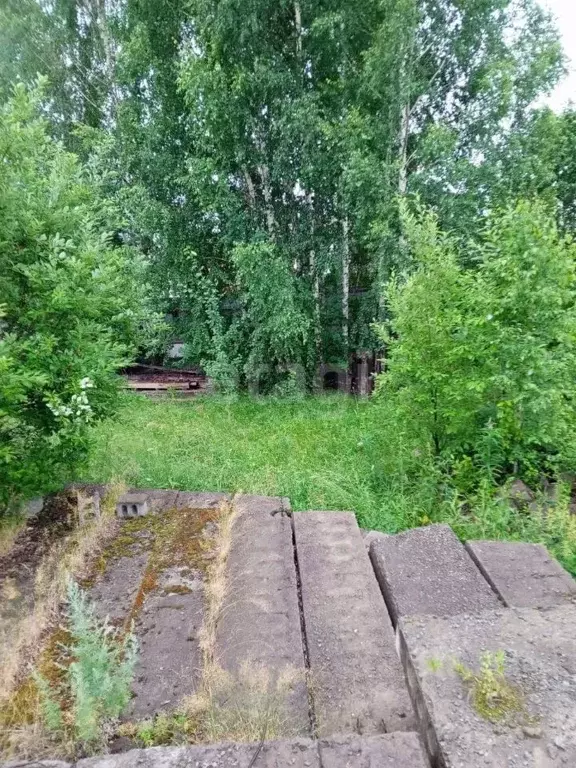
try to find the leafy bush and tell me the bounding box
[36,579,138,751]
[377,199,576,486]
[0,83,159,513]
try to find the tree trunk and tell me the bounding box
[295,2,303,56]
[342,216,350,357]
[398,101,410,195]
[258,163,276,238]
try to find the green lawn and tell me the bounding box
[81,393,576,573]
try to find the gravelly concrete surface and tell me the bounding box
[216,495,309,734]
[294,511,415,737]
[175,492,231,509]
[370,524,500,625]
[466,540,576,610]
[399,605,576,767]
[319,733,429,767]
[16,734,430,768]
[76,739,319,768]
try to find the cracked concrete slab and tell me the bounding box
[90,553,149,625]
[215,495,309,735]
[294,511,415,737]
[129,581,204,717]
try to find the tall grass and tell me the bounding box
[82,393,425,530]
[81,394,576,574]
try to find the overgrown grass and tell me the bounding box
[81,393,414,531]
[80,394,576,574]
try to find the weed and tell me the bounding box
[35,579,138,753]
[1,482,124,711]
[454,651,525,723]
[426,657,443,673]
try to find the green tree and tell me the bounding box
[0,84,157,512]
[378,199,576,484]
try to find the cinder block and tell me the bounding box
[116,492,149,518]
[466,539,576,608]
[369,524,500,625]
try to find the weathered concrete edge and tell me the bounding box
[395,626,443,768]
[4,733,431,768]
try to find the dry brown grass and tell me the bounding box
[181,499,301,743]
[0,481,125,757]
[197,499,236,671]
[186,661,302,744]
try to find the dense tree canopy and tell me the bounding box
[2,0,576,506]
[0,0,569,388]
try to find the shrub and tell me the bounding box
[36,579,138,752]
[377,199,576,486]
[0,83,159,513]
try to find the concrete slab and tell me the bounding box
[293,511,415,737]
[175,491,230,509]
[466,540,576,609]
[76,739,320,768]
[399,605,576,767]
[319,733,429,768]
[90,553,149,624]
[216,495,309,734]
[129,580,204,717]
[369,524,500,625]
[361,530,389,551]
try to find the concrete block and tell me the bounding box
[293,511,415,737]
[319,733,429,768]
[76,739,320,768]
[116,493,149,518]
[369,524,500,625]
[175,491,231,509]
[399,605,576,768]
[466,539,576,609]
[216,495,309,734]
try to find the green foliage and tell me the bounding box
[0,84,158,513]
[81,394,576,575]
[133,712,189,747]
[377,199,576,484]
[454,651,524,723]
[36,579,138,751]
